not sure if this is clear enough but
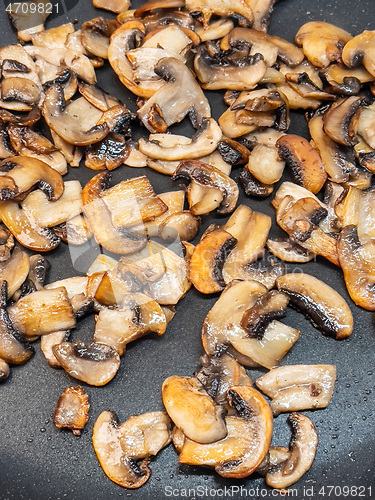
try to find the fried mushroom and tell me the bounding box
[256,364,336,415]
[276,273,353,339]
[53,386,90,436]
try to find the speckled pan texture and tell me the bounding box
[0,1,374,499]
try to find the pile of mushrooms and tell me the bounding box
[1,0,374,493]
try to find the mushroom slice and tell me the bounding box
[30,23,75,48]
[82,173,147,255]
[0,155,64,201]
[185,0,253,26]
[267,238,316,263]
[138,57,210,133]
[247,0,277,31]
[0,358,10,382]
[158,211,200,242]
[144,190,185,235]
[276,134,327,194]
[85,133,129,172]
[189,228,236,294]
[109,21,165,99]
[145,244,190,305]
[20,148,68,176]
[323,95,366,146]
[284,72,335,101]
[42,85,109,147]
[194,48,267,91]
[357,102,375,149]
[55,215,92,246]
[233,261,285,290]
[134,0,185,15]
[196,353,252,410]
[241,291,289,339]
[24,46,96,85]
[0,200,60,252]
[81,18,119,59]
[7,126,57,155]
[256,364,337,415]
[100,176,167,228]
[94,294,167,356]
[222,28,304,67]
[239,169,274,197]
[222,205,271,284]
[275,196,339,266]
[179,386,273,479]
[195,19,234,42]
[7,0,50,42]
[8,287,76,338]
[244,143,285,185]
[53,341,120,386]
[323,64,372,95]
[266,413,318,488]
[21,180,82,228]
[218,139,250,166]
[276,273,353,339]
[337,225,375,310]
[78,83,121,112]
[93,0,130,13]
[342,30,375,77]
[0,281,34,364]
[54,386,90,436]
[40,330,70,368]
[162,375,227,444]
[0,247,29,298]
[295,22,352,68]
[173,160,238,215]
[1,77,41,107]
[138,118,222,161]
[93,410,171,489]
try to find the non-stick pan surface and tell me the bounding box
[0,1,374,499]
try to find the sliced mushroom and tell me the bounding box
[295,21,352,68]
[158,211,200,242]
[138,118,222,161]
[85,133,129,171]
[222,205,271,284]
[53,341,120,386]
[93,409,171,488]
[0,155,64,201]
[40,330,70,368]
[323,95,366,147]
[202,280,300,368]
[162,375,227,444]
[267,413,318,489]
[337,225,375,310]
[276,134,327,194]
[0,281,34,364]
[20,148,68,176]
[94,293,167,356]
[195,353,252,410]
[267,238,316,263]
[323,64,372,95]
[7,0,50,42]
[189,228,236,294]
[194,47,267,91]
[239,169,274,197]
[0,247,29,298]
[1,77,41,107]
[100,176,167,228]
[53,386,90,436]
[55,215,92,246]
[222,28,304,67]
[0,199,60,251]
[179,386,273,479]
[8,287,76,338]
[342,30,375,77]
[247,0,277,31]
[42,85,109,146]
[185,0,253,26]
[241,291,289,339]
[173,160,238,215]
[242,144,285,186]
[93,0,130,13]
[81,18,119,59]
[30,23,75,48]
[276,273,353,339]
[256,364,336,415]
[0,226,14,262]
[195,19,234,42]
[138,57,210,133]
[21,180,83,228]
[357,102,375,149]
[82,172,147,255]
[0,357,10,382]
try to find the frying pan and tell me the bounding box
[0,1,374,499]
